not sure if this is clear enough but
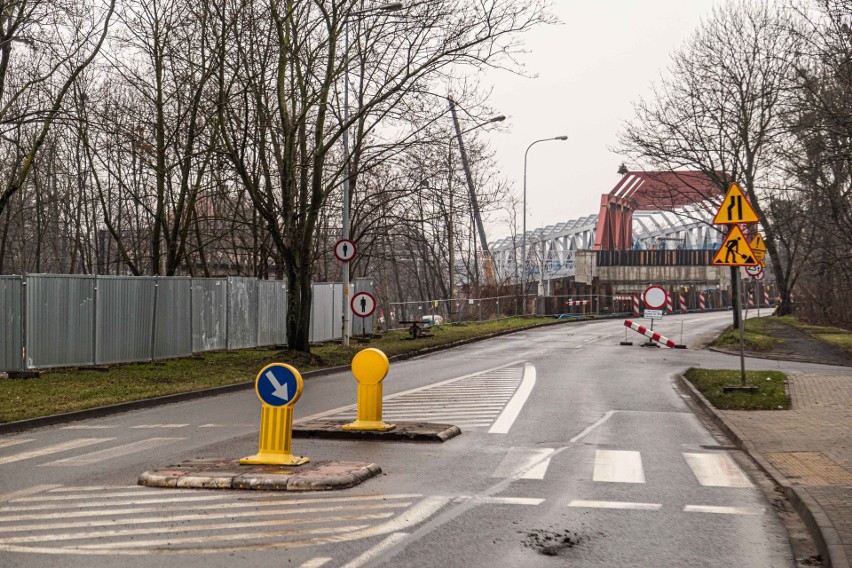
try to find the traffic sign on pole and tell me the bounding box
[351,291,377,318]
[241,363,308,466]
[642,285,667,310]
[334,239,356,262]
[713,183,759,224]
[712,226,759,266]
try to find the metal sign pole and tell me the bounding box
[738,269,747,386]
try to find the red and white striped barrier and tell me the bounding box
[748,290,755,309]
[698,293,706,312]
[666,293,674,314]
[565,299,590,307]
[623,320,677,348]
[633,294,640,316]
[764,288,770,307]
[679,293,687,314]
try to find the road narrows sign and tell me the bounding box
[713,183,759,224]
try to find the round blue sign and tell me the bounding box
[254,363,303,407]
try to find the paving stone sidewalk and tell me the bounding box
[718,373,852,568]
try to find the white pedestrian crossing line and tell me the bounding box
[42,438,185,466]
[683,453,752,488]
[569,500,662,511]
[130,424,188,429]
[298,362,527,431]
[0,438,114,466]
[0,487,426,555]
[683,505,763,515]
[593,450,645,484]
[0,438,34,449]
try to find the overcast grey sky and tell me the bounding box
[485,0,721,239]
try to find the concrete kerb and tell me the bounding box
[0,317,575,434]
[676,374,847,568]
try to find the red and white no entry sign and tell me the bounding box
[642,285,667,310]
[351,291,377,318]
[334,239,356,262]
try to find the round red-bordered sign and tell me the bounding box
[334,239,356,262]
[351,291,377,318]
[642,285,667,309]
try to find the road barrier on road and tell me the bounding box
[666,293,674,314]
[633,294,640,316]
[343,348,395,432]
[699,293,706,312]
[623,319,679,348]
[679,293,688,314]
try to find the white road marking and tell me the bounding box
[61,425,116,430]
[1,494,227,512]
[568,500,661,511]
[130,424,188,429]
[683,453,752,487]
[593,450,645,483]
[491,448,555,480]
[0,485,62,504]
[456,496,544,506]
[42,438,184,466]
[300,558,333,568]
[340,532,409,568]
[0,438,113,465]
[570,410,616,443]
[0,439,34,449]
[683,505,763,515]
[489,363,536,434]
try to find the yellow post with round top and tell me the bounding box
[342,348,395,431]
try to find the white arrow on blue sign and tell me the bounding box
[255,364,302,407]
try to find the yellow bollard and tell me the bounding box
[342,348,395,432]
[241,363,309,466]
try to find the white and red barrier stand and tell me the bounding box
[633,294,640,316]
[666,293,674,314]
[679,293,687,314]
[748,290,755,309]
[566,299,590,307]
[698,292,706,312]
[623,319,683,349]
[764,288,770,307]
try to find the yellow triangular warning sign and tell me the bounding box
[713,183,759,224]
[712,226,759,266]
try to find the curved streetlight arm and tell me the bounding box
[521,136,567,304]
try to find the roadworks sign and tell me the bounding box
[712,225,759,266]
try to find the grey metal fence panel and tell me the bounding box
[192,278,227,352]
[26,274,95,369]
[257,280,287,346]
[96,276,156,365]
[153,277,192,359]
[0,276,22,371]
[310,283,341,343]
[227,277,258,350]
[352,277,375,336]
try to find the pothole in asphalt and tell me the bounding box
[521,528,583,556]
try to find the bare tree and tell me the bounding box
[619,0,803,315]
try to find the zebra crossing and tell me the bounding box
[0,436,185,467]
[0,485,425,555]
[298,362,531,431]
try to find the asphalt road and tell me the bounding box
[0,312,839,567]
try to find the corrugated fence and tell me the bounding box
[0,275,375,371]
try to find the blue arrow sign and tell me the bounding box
[255,364,302,407]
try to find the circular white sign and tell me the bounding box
[334,239,356,262]
[745,265,762,276]
[753,270,765,281]
[351,291,376,318]
[642,285,667,309]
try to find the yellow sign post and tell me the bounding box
[240,363,309,466]
[342,348,395,432]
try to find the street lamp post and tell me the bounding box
[341,2,402,347]
[522,136,567,313]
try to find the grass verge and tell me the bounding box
[684,368,788,410]
[774,316,852,356]
[709,317,780,351]
[0,316,557,423]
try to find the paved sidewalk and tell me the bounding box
[685,372,852,568]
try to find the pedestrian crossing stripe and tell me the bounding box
[712,226,759,266]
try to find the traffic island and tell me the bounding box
[294,419,461,442]
[138,458,381,491]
